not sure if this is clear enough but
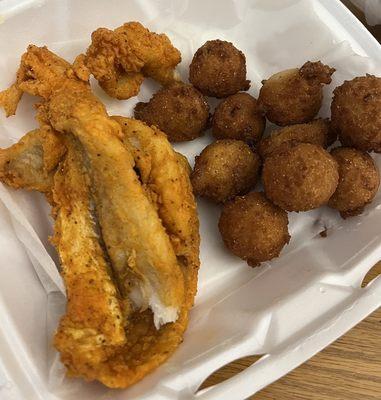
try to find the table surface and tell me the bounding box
[201,2,381,398]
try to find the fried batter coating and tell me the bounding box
[0,45,199,388]
[258,61,335,126]
[0,127,65,195]
[212,92,265,143]
[219,192,290,267]
[331,75,381,152]
[263,142,339,211]
[53,135,126,375]
[189,40,250,98]
[191,139,260,203]
[134,83,209,142]
[73,21,181,99]
[258,118,334,158]
[328,147,380,218]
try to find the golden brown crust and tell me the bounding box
[258,61,335,126]
[191,139,261,203]
[212,92,265,143]
[258,118,332,158]
[134,83,209,142]
[0,45,199,389]
[0,127,65,195]
[75,22,181,99]
[189,40,250,98]
[262,142,339,211]
[331,75,381,152]
[219,192,290,267]
[328,147,380,217]
[53,136,126,376]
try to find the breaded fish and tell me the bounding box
[0,45,199,388]
[52,135,126,376]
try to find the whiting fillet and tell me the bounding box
[0,44,199,388]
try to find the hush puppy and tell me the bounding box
[258,118,334,158]
[191,140,260,203]
[218,192,290,267]
[134,83,209,142]
[258,61,335,126]
[328,147,380,218]
[331,75,381,152]
[189,40,250,98]
[212,92,265,143]
[262,142,339,211]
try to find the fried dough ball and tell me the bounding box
[262,142,339,211]
[328,147,380,218]
[189,40,250,98]
[258,118,335,158]
[191,140,260,203]
[218,192,290,267]
[258,61,335,126]
[331,75,381,152]
[212,92,265,143]
[134,83,209,142]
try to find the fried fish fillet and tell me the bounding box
[0,45,199,388]
[73,21,181,99]
[113,116,199,300]
[46,87,185,327]
[52,135,126,375]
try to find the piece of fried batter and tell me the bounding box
[189,40,250,98]
[328,147,380,218]
[262,142,339,211]
[212,92,265,143]
[258,61,335,126]
[191,139,261,203]
[219,192,290,267]
[134,83,209,142]
[0,126,65,196]
[73,21,181,99]
[331,75,381,152]
[258,118,334,158]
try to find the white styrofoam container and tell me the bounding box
[0,1,380,399]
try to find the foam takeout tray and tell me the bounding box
[0,0,381,399]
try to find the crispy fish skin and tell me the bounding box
[0,127,65,195]
[52,136,126,377]
[74,21,181,99]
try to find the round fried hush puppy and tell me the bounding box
[328,147,380,218]
[212,92,265,143]
[258,118,335,158]
[189,40,250,98]
[191,140,260,203]
[219,192,290,267]
[258,61,335,126]
[134,83,209,142]
[263,142,339,211]
[331,75,381,152]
